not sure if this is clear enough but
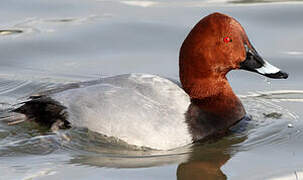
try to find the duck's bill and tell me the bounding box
[239,44,288,79]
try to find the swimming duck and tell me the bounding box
[12,13,288,150]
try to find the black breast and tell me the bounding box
[185,98,246,142]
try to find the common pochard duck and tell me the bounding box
[11,12,288,150]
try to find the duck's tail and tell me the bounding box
[8,97,70,131]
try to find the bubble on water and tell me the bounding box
[264,77,271,85]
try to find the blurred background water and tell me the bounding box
[0,0,303,179]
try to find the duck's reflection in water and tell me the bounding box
[177,136,245,180]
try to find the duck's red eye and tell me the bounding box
[223,36,232,43]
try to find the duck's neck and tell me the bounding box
[183,76,246,141]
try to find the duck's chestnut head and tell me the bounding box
[179,12,288,96]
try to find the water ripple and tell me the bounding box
[231,90,303,151]
[239,90,303,103]
[8,14,112,37]
[0,30,23,36]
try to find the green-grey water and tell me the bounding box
[1,0,303,179]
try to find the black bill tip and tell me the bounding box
[264,71,289,79]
